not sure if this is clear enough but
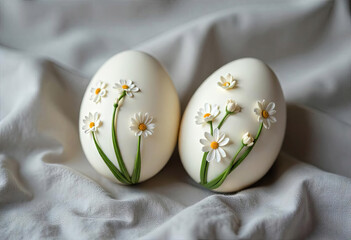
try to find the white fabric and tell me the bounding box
[1,0,351,239]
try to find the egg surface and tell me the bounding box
[179,58,286,192]
[79,51,180,184]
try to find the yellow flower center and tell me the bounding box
[95,88,101,94]
[89,122,95,128]
[262,110,269,119]
[138,123,147,131]
[223,82,230,87]
[122,85,129,89]
[210,141,219,149]
[203,113,211,118]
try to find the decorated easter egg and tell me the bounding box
[79,51,180,184]
[179,58,286,192]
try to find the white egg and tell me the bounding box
[179,58,286,192]
[79,51,180,184]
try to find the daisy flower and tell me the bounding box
[82,112,101,134]
[130,112,155,137]
[242,132,254,147]
[200,128,230,163]
[254,100,277,129]
[217,73,237,90]
[195,103,220,125]
[90,81,107,103]
[113,79,140,97]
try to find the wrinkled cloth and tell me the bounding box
[0,0,351,239]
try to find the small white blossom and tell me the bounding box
[90,81,107,103]
[242,132,254,147]
[200,128,230,163]
[113,79,140,97]
[217,73,237,90]
[82,112,101,134]
[130,112,155,138]
[195,103,220,125]
[254,100,277,129]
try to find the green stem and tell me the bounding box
[228,123,263,173]
[111,91,131,182]
[229,146,252,173]
[92,132,130,184]
[200,152,209,184]
[255,122,263,140]
[204,144,244,189]
[203,122,264,190]
[217,112,230,129]
[199,121,214,184]
[132,135,142,184]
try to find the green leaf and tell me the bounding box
[112,102,131,182]
[92,133,130,184]
[200,152,209,184]
[132,135,142,184]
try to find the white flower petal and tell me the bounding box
[220,76,226,83]
[94,113,99,122]
[217,132,225,143]
[145,130,153,137]
[144,113,150,124]
[131,87,139,92]
[254,108,261,115]
[267,102,275,112]
[263,119,270,129]
[204,132,214,142]
[215,150,221,162]
[258,100,264,110]
[140,112,146,123]
[146,117,154,125]
[202,146,211,152]
[229,80,237,88]
[100,89,107,96]
[218,147,226,158]
[219,137,229,146]
[200,139,209,145]
[213,128,219,140]
[269,109,276,116]
[207,150,215,162]
[269,116,277,123]
[131,118,139,126]
[136,112,141,122]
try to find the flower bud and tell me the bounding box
[226,99,240,114]
[242,132,254,147]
